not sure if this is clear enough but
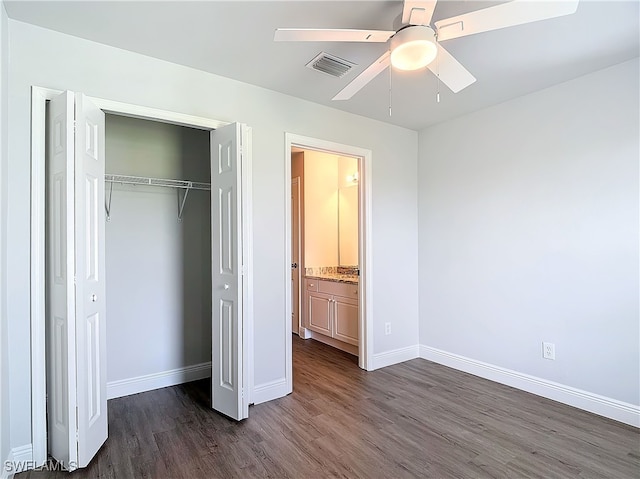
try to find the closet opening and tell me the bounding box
[102,114,213,400]
[34,88,252,470]
[44,111,214,467]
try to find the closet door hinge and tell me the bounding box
[73,120,77,133]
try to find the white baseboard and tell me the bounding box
[420,345,640,427]
[1,444,33,478]
[371,345,419,370]
[107,362,211,400]
[252,378,289,405]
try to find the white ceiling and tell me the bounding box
[5,0,639,131]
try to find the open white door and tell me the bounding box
[46,91,78,470]
[210,123,249,420]
[291,178,300,335]
[46,91,107,471]
[74,94,108,467]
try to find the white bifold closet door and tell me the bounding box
[210,123,250,421]
[46,90,108,471]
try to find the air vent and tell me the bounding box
[306,52,356,78]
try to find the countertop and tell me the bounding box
[305,273,359,285]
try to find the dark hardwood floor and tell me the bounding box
[20,336,639,478]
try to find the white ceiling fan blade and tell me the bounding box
[427,45,476,93]
[333,51,391,101]
[402,0,438,26]
[274,28,395,43]
[435,0,579,42]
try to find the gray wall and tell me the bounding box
[5,20,419,449]
[418,59,639,405]
[104,115,211,385]
[0,0,10,470]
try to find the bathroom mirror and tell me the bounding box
[338,184,358,266]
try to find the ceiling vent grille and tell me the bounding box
[306,52,355,78]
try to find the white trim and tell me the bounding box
[371,345,419,370]
[283,133,374,395]
[30,86,253,466]
[2,444,33,477]
[240,124,254,411]
[86,97,228,130]
[252,378,289,405]
[107,363,212,400]
[30,87,48,467]
[420,345,640,428]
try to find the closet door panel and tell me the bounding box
[46,90,78,470]
[211,122,247,421]
[74,93,108,468]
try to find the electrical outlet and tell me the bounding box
[543,342,555,360]
[385,322,391,335]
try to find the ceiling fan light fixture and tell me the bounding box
[390,26,437,71]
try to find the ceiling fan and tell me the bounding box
[274,0,579,101]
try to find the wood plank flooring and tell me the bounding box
[19,336,639,478]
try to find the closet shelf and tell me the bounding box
[105,174,211,191]
[104,174,211,222]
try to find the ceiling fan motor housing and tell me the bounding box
[390,25,437,71]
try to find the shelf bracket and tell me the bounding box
[105,180,114,221]
[177,182,192,222]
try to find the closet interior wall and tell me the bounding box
[105,114,211,395]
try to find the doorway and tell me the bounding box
[30,87,253,468]
[284,133,373,394]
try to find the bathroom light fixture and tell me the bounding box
[390,26,438,71]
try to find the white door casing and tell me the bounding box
[210,122,249,420]
[46,91,108,471]
[284,133,373,384]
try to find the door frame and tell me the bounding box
[30,86,255,466]
[284,133,373,385]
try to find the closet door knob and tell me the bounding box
[224,284,230,290]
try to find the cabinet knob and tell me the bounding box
[224,284,230,290]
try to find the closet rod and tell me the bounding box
[104,174,211,222]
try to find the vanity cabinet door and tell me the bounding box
[307,291,333,337]
[333,296,359,346]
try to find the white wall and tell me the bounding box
[0,0,10,472]
[104,115,211,386]
[6,20,419,448]
[303,150,339,268]
[418,59,639,406]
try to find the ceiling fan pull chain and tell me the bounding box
[388,58,393,117]
[436,53,441,104]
